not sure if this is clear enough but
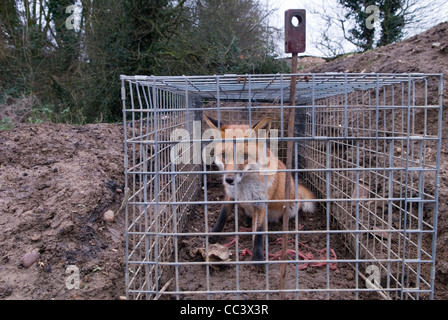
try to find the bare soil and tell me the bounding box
[0,22,447,300]
[0,123,126,300]
[172,172,369,300]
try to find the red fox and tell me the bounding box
[203,115,316,263]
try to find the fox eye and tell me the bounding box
[221,152,227,160]
[243,154,249,160]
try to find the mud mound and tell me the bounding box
[0,123,126,299]
[304,22,448,75]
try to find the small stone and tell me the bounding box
[345,271,354,281]
[103,210,115,223]
[432,42,441,48]
[22,251,40,268]
[30,233,41,242]
[115,188,123,194]
[57,221,74,236]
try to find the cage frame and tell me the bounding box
[120,72,443,300]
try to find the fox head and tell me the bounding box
[203,115,273,186]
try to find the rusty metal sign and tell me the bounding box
[285,9,306,54]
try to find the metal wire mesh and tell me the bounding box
[121,73,443,300]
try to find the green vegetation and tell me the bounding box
[339,0,413,51]
[0,117,13,130]
[0,0,288,124]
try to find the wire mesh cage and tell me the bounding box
[120,73,443,300]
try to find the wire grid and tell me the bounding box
[121,73,443,300]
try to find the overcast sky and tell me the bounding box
[269,0,448,57]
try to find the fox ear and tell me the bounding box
[252,118,272,135]
[203,115,222,130]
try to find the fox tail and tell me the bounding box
[298,184,317,213]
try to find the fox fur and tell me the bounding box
[203,115,316,262]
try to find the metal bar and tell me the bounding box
[430,75,444,299]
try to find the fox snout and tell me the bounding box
[223,173,243,186]
[225,176,235,185]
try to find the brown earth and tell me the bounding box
[0,123,126,299]
[170,171,374,300]
[0,22,447,300]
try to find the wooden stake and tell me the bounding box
[279,52,298,299]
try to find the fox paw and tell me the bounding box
[209,235,219,244]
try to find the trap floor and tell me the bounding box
[162,173,377,300]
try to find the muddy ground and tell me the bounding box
[0,123,126,299]
[172,172,373,300]
[0,22,447,300]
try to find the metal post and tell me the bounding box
[280,9,306,298]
